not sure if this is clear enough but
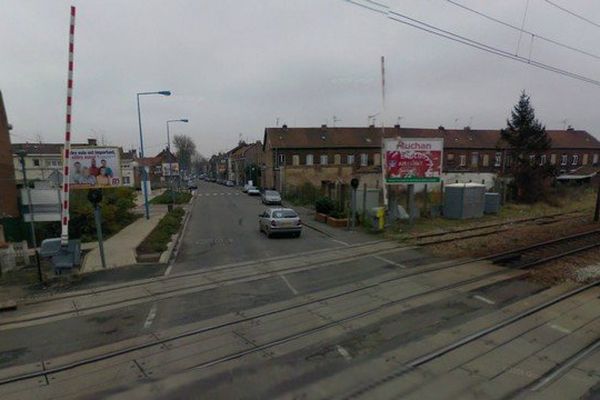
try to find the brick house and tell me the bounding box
[229,141,263,185]
[0,91,19,218]
[262,125,600,193]
[135,148,178,189]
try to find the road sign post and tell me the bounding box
[88,189,106,269]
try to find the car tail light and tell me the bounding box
[271,220,277,227]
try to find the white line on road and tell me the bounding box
[473,295,496,305]
[280,274,299,295]
[331,239,350,246]
[549,324,572,334]
[336,345,352,361]
[143,304,157,329]
[374,255,406,269]
[213,193,218,196]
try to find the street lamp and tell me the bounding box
[136,90,171,219]
[166,118,189,205]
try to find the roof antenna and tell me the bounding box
[275,117,280,127]
[368,113,379,126]
[332,115,341,127]
[561,118,568,130]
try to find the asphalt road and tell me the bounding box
[173,181,361,273]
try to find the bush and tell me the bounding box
[329,206,347,219]
[150,190,192,204]
[315,197,335,215]
[284,182,321,206]
[138,207,185,253]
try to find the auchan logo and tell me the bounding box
[396,141,432,150]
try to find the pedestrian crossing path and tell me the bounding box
[197,192,242,197]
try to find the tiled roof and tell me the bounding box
[12,142,88,155]
[264,127,600,150]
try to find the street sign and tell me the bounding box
[383,137,443,184]
[69,147,122,189]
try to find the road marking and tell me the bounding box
[331,239,350,246]
[336,345,352,361]
[163,264,173,276]
[549,324,572,334]
[473,295,496,305]
[213,193,218,196]
[143,304,157,329]
[280,274,299,295]
[220,193,225,195]
[374,255,406,269]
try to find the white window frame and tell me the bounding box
[482,154,489,167]
[277,154,285,166]
[360,153,368,167]
[33,159,40,167]
[334,154,341,165]
[471,152,479,167]
[593,153,599,165]
[306,154,313,165]
[320,154,328,165]
[550,154,557,165]
[494,152,502,167]
[459,154,467,167]
[561,154,568,166]
[540,154,547,165]
[292,155,300,166]
[572,154,579,166]
[373,153,381,166]
[347,154,355,165]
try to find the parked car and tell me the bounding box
[242,183,252,193]
[187,180,198,190]
[247,186,260,196]
[261,190,282,205]
[258,208,302,238]
[225,180,234,187]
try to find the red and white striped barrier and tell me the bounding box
[60,6,76,246]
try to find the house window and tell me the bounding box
[471,152,479,167]
[334,154,341,165]
[505,154,512,167]
[374,153,381,166]
[360,153,368,167]
[306,154,314,165]
[347,154,355,165]
[459,154,467,167]
[494,152,502,167]
[33,159,40,167]
[482,154,489,167]
[594,153,599,165]
[123,176,131,184]
[529,154,536,164]
[292,155,300,166]
[447,153,455,162]
[46,159,60,167]
[540,154,547,165]
[561,154,568,166]
[572,154,579,166]
[583,154,589,165]
[320,154,328,165]
[550,154,557,165]
[277,154,285,166]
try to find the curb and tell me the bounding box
[166,194,195,270]
[281,201,334,238]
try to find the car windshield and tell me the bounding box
[265,191,279,196]
[272,210,297,218]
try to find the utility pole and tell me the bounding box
[18,151,43,283]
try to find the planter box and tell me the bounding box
[136,252,162,263]
[327,216,348,228]
[314,212,328,223]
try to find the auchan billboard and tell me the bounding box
[383,137,443,184]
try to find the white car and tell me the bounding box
[247,186,260,196]
[258,208,302,238]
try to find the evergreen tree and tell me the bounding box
[501,92,552,203]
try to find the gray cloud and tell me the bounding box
[2,0,599,156]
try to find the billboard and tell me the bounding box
[161,162,180,177]
[384,137,443,184]
[69,147,122,189]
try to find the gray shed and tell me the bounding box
[443,183,486,219]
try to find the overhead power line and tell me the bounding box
[445,0,600,61]
[344,0,600,87]
[543,0,600,30]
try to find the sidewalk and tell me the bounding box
[81,206,168,273]
[284,203,377,245]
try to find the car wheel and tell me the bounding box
[295,232,301,238]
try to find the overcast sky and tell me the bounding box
[2,0,600,157]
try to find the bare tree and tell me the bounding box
[173,134,197,173]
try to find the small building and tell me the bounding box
[0,91,18,218]
[134,148,178,189]
[120,149,137,188]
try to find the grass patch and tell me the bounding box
[137,208,185,254]
[150,190,192,205]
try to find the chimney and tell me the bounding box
[282,124,288,130]
[567,125,574,131]
[438,125,445,131]
[369,124,375,128]
[321,124,327,128]
[87,138,97,146]
[394,124,400,129]
[464,126,471,131]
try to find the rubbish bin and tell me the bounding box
[370,207,385,232]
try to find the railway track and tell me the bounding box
[414,210,586,246]
[2,230,599,395]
